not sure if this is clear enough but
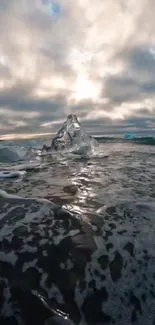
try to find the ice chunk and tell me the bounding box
[0,147,20,163]
[43,114,98,154]
[0,145,35,163]
[0,170,26,179]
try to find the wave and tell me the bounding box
[95,136,155,145]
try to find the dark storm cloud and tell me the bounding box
[104,45,155,100]
[102,44,155,125]
[126,47,155,95]
[0,81,68,135]
[0,82,67,114]
[83,111,155,135]
[103,75,139,104]
[127,47,155,74]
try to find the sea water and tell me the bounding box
[1,136,155,325]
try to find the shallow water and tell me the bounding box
[1,141,155,325]
[1,142,155,214]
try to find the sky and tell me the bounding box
[0,0,155,139]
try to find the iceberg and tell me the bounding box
[42,114,98,155]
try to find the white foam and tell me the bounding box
[0,251,18,266]
[1,285,14,317]
[65,259,74,270]
[5,162,42,171]
[69,230,80,237]
[22,258,37,272]
[53,233,67,246]
[0,188,56,206]
[94,235,105,249]
[60,263,65,269]
[43,250,48,256]
[40,272,48,290]
[48,284,64,303]
[39,238,49,246]
[0,170,26,179]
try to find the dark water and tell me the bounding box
[1,141,155,213]
[1,140,155,325]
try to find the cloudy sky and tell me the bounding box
[0,0,155,139]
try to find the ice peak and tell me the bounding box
[42,114,98,154]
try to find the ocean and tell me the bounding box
[1,132,155,325]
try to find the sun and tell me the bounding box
[72,75,99,101]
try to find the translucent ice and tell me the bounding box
[42,114,98,155]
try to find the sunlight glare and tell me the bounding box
[72,75,100,101]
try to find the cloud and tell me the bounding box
[0,0,155,138]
